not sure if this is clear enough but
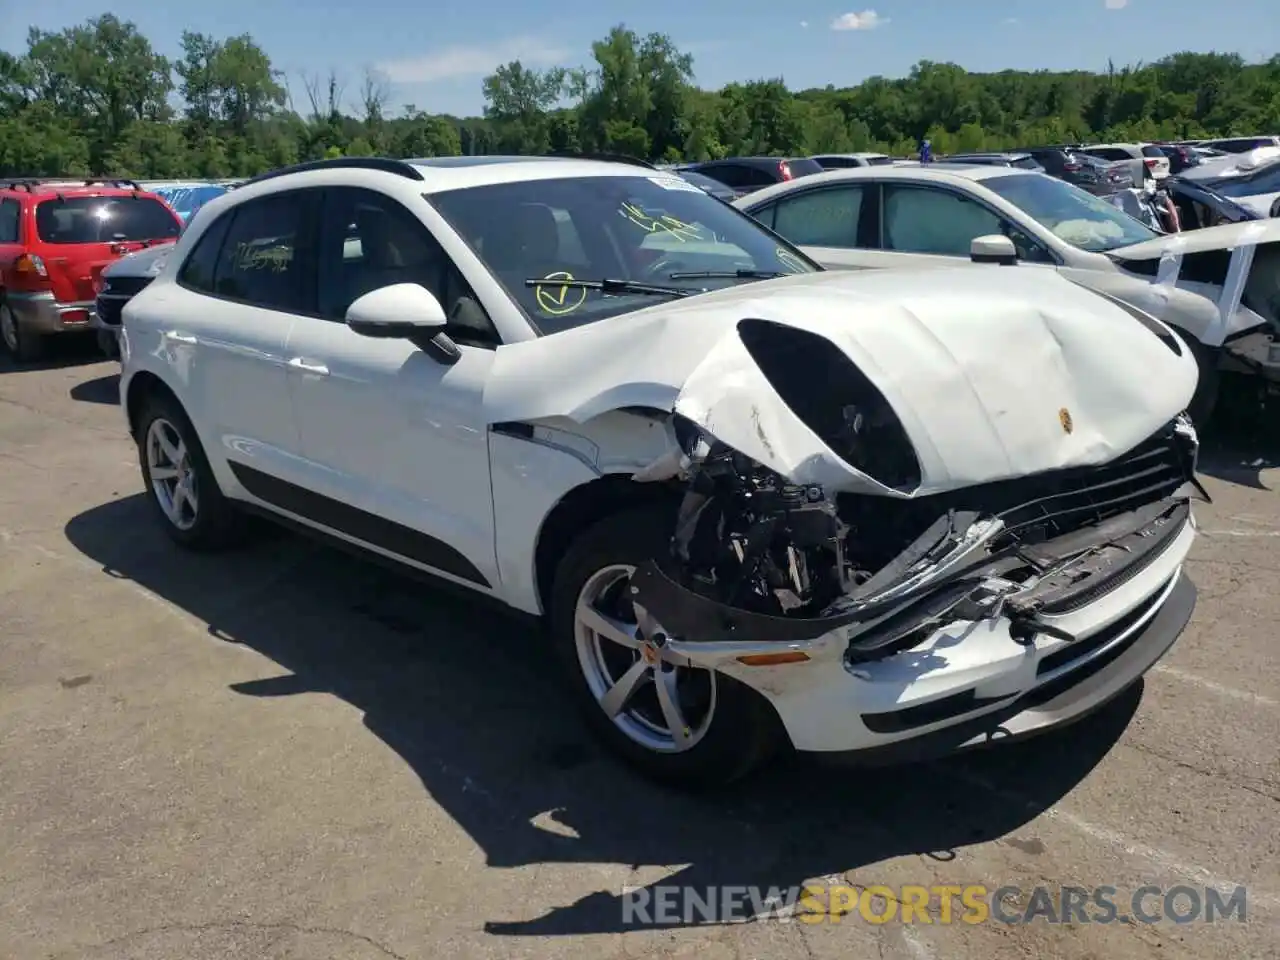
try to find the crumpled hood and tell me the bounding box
[1108,216,1280,261]
[484,266,1198,497]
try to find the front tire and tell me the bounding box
[549,506,784,788]
[136,392,244,550]
[1186,338,1221,428]
[0,300,45,363]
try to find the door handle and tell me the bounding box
[164,331,197,344]
[287,357,329,375]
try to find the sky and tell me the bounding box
[4,0,1278,118]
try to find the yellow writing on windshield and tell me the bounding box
[618,202,705,242]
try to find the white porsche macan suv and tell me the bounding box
[119,155,1204,787]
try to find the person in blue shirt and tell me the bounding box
[918,139,933,164]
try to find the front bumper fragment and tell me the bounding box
[813,571,1195,766]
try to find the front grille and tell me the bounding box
[836,424,1191,564]
[990,429,1189,547]
[95,276,153,327]
[100,276,154,298]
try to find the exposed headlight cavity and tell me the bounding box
[736,317,923,492]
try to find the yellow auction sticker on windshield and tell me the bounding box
[775,248,808,274]
[618,201,705,242]
[533,271,587,315]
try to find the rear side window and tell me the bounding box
[1141,146,1167,158]
[34,196,180,244]
[209,193,316,313]
[0,199,19,243]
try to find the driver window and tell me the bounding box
[317,187,497,345]
[882,185,1003,256]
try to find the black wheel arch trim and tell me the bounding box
[227,461,491,587]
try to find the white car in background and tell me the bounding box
[118,155,1203,786]
[736,165,1280,421]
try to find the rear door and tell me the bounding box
[31,193,181,304]
[155,189,317,488]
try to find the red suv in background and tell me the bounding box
[0,179,182,362]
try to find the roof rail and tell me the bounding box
[83,177,141,190]
[546,152,657,169]
[1,177,51,192]
[237,157,427,189]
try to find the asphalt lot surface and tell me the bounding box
[1,341,1277,960]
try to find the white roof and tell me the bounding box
[405,156,661,192]
[732,164,1038,207]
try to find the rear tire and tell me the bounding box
[548,505,785,788]
[0,300,46,363]
[136,391,246,550]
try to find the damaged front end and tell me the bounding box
[630,402,1202,670]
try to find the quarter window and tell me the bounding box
[211,193,315,313]
[317,187,496,345]
[177,213,232,293]
[773,186,864,248]
[0,199,19,243]
[882,186,1003,256]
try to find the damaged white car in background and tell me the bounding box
[120,158,1205,787]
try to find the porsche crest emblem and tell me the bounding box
[1059,407,1074,434]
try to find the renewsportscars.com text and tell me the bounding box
[621,883,1249,926]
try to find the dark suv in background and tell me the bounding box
[680,156,825,197]
[1014,146,1134,194]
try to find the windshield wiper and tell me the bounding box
[667,269,788,280]
[522,278,695,298]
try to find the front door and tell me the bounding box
[279,186,502,591]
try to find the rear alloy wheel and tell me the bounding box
[550,506,784,788]
[0,301,44,363]
[136,393,245,550]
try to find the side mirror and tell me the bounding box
[971,234,1018,266]
[345,283,447,338]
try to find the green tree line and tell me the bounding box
[2,15,1278,178]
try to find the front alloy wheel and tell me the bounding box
[550,506,784,788]
[573,563,717,753]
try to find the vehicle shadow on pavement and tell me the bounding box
[69,372,120,405]
[1197,388,1280,491]
[0,336,104,373]
[65,494,1140,938]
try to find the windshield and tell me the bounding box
[982,173,1159,252]
[429,174,819,334]
[35,196,181,244]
